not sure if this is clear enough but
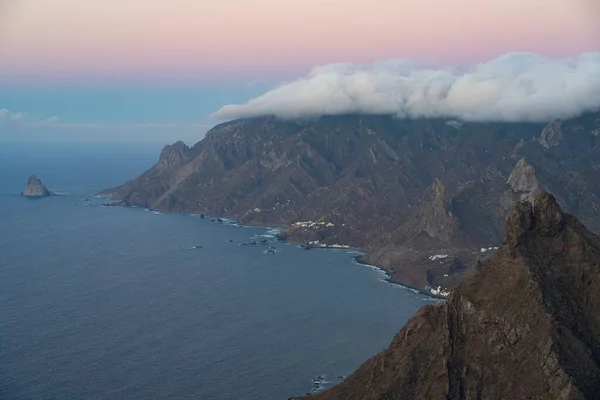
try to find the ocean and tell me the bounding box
[0,143,434,400]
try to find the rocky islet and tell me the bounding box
[21,175,52,198]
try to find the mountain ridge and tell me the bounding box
[293,192,600,399]
[101,112,600,292]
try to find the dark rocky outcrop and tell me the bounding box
[101,112,600,290]
[21,175,52,198]
[156,140,191,170]
[415,179,462,243]
[294,192,600,400]
[539,120,564,149]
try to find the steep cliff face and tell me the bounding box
[416,179,462,243]
[101,112,600,289]
[539,120,564,149]
[295,192,600,400]
[156,141,191,170]
[21,175,52,198]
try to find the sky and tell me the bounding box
[1,0,599,144]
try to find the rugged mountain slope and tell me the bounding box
[102,112,600,289]
[293,192,600,400]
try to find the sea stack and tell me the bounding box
[22,175,52,198]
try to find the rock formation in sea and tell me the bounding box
[21,175,52,198]
[293,192,600,400]
[101,111,600,291]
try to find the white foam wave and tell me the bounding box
[353,258,391,279]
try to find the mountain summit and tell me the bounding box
[295,192,600,400]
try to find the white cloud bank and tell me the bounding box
[213,52,600,123]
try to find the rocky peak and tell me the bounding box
[21,175,51,198]
[431,178,446,199]
[502,192,565,250]
[507,157,541,201]
[539,119,564,149]
[157,141,190,169]
[298,192,600,400]
[417,179,461,242]
[511,138,525,158]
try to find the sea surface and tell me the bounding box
[0,144,435,400]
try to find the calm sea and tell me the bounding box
[0,143,434,400]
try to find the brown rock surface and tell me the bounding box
[294,192,600,400]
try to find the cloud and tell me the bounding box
[2,123,212,145]
[246,78,262,88]
[0,109,61,126]
[0,109,209,131]
[10,112,25,121]
[45,116,60,124]
[0,108,212,144]
[213,52,600,123]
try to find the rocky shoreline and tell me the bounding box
[351,254,448,299]
[99,112,600,295]
[98,195,448,299]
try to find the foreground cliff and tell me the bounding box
[101,113,600,290]
[22,175,52,198]
[294,192,600,400]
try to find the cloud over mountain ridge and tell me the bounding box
[213,52,600,122]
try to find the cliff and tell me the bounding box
[294,192,600,400]
[21,175,52,198]
[101,112,600,291]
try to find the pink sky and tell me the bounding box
[0,0,598,82]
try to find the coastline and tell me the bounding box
[99,195,445,300]
[351,254,447,300]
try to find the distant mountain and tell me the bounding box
[101,112,600,291]
[293,192,600,400]
[22,175,52,198]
